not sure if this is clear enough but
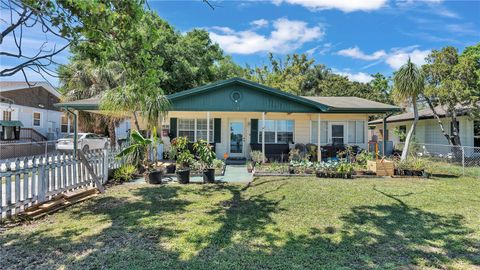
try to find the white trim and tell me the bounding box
[258,119,295,144]
[329,121,347,145]
[176,117,214,142]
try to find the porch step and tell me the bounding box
[225,158,247,165]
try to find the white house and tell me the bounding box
[369,103,480,155]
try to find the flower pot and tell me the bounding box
[315,171,325,178]
[176,169,190,184]
[166,164,176,174]
[288,165,295,174]
[145,170,162,184]
[203,168,215,183]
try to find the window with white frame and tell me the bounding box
[347,120,365,144]
[258,120,294,144]
[178,119,195,141]
[61,115,73,133]
[177,118,213,142]
[196,119,214,141]
[311,121,328,144]
[33,112,41,126]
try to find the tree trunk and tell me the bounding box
[424,97,451,144]
[401,98,419,161]
[108,120,117,147]
[450,109,462,146]
[133,111,141,131]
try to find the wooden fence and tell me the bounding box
[0,148,124,222]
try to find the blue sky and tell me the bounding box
[1,0,479,85]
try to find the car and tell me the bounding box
[56,133,110,152]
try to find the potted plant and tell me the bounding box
[117,129,163,184]
[193,140,217,183]
[170,136,194,184]
[337,162,354,179]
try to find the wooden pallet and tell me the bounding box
[19,188,99,220]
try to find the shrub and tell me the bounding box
[113,164,137,183]
[250,150,265,165]
[193,140,216,170]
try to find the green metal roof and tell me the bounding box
[0,120,23,127]
[54,78,401,114]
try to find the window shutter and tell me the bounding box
[250,119,258,144]
[169,118,177,139]
[214,118,221,143]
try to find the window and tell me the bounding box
[178,119,195,141]
[347,121,366,144]
[33,112,41,126]
[474,121,480,147]
[177,118,214,142]
[311,121,328,144]
[2,111,11,121]
[258,120,294,144]
[398,125,407,142]
[61,115,73,133]
[196,119,214,141]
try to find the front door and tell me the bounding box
[330,122,345,145]
[229,120,244,157]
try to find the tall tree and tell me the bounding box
[422,45,480,146]
[393,58,424,161]
[58,59,124,145]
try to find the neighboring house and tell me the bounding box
[56,78,400,160]
[0,81,67,141]
[369,103,480,151]
[0,81,131,143]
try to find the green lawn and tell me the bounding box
[1,175,479,269]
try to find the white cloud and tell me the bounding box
[334,70,374,83]
[337,46,387,60]
[272,0,387,12]
[209,18,324,54]
[337,45,430,70]
[385,48,430,69]
[250,19,268,28]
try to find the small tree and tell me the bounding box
[116,130,153,172]
[393,58,425,161]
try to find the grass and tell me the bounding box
[1,175,479,269]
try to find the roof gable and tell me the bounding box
[167,78,329,113]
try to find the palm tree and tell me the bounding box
[393,58,425,161]
[59,59,125,146]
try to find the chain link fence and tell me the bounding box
[394,142,480,178]
[0,141,58,162]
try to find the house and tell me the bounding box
[369,103,480,154]
[0,81,131,143]
[0,81,67,141]
[56,78,400,160]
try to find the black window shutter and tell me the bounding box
[214,118,221,143]
[250,119,258,144]
[169,118,177,140]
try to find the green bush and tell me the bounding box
[250,150,265,165]
[113,164,137,182]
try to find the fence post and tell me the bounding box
[103,148,109,184]
[461,146,465,176]
[38,164,47,203]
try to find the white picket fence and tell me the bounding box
[0,148,124,222]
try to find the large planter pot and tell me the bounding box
[176,169,190,184]
[145,170,162,184]
[166,164,176,174]
[203,168,215,183]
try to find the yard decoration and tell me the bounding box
[193,140,217,183]
[116,129,163,184]
[170,136,194,184]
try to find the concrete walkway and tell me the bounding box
[129,165,252,184]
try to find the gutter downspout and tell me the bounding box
[382,113,393,157]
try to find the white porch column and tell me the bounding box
[317,114,321,161]
[206,111,210,144]
[262,112,266,163]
